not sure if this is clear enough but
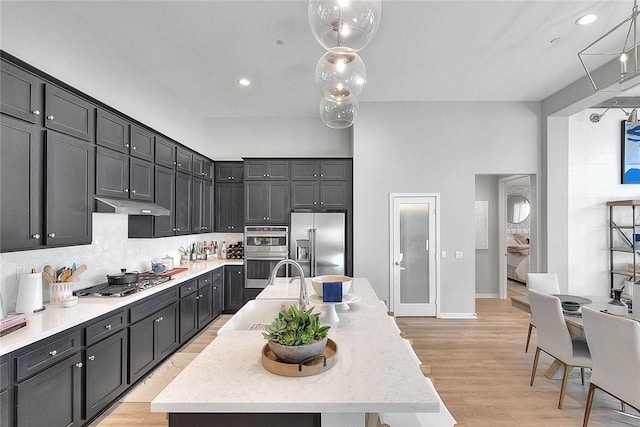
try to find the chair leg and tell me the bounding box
[525,323,534,353]
[582,383,597,427]
[530,347,541,386]
[581,367,585,385]
[558,363,571,409]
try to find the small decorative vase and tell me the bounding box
[267,337,328,364]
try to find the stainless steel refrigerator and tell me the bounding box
[289,212,346,278]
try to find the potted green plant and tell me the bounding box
[263,304,330,364]
[178,246,190,264]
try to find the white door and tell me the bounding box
[390,194,438,316]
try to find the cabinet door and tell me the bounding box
[176,147,192,174]
[291,181,319,208]
[215,183,234,231]
[320,181,349,208]
[244,181,268,223]
[156,302,180,361]
[15,352,82,427]
[179,292,198,342]
[1,60,43,124]
[192,176,204,233]
[130,125,154,161]
[197,284,213,329]
[130,157,154,201]
[212,277,223,318]
[203,159,213,181]
[45,131,94,246]
[96,109,129,153]
[45,85,95,142]
[244,160,267,180]
[96,147,129,199]
[291,160,318,180]
[224,266,244,313]
[203,179,214,233]
[193,154,205,177]
[231,183,244,231]
[175,172,192,235]
[266,182,290,223]
[215,162,243,182]
[85,329,127,420]
[128,315,156,384]
[0,116,43,251]
[320,160,350,180]
[267,161,289,180]
[154,166,176,237]
[155,136,176,169]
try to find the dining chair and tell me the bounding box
[525,273,561,352]
[581,307,640,426]
[528,289,591,409]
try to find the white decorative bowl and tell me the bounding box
[311,275,352,297]
[60,296,78,308]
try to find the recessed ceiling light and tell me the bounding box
[238,78,251,87]
[576,14,598,25]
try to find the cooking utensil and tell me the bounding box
[106,269,139,285]
[43,265,56,283]
[68,264,87,282]
[58,269,72,282]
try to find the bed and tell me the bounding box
[506,232,529,283]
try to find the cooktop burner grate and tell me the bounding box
[75,276,171,297]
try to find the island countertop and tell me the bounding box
[151,278,439,427]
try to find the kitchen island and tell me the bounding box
[151,278,440,427]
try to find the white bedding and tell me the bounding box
[507,234,529,283]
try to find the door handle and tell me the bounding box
[394,261,400,266]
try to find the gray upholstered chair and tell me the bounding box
[581,307,640,426]
[528,289,591,409]
[525,273,560,352]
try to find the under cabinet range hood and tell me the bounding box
[94,197,170,216]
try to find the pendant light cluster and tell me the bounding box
[308,0,381,128]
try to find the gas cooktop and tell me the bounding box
[74,276,171,297]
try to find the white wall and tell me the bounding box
[353,101,540,316]
[475,175,500,297]
[567,109,640,296]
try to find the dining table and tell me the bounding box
[510,292,634,379]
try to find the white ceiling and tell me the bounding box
[0,0,637,118]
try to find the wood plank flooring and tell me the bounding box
[89,286,639,427]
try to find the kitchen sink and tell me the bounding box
[217,300,300,334]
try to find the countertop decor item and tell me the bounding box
[261,338,337,377]
[607,288,629,316]
[16,269,44,314]
[262,304,330,364]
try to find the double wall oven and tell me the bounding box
[244,226,289,288]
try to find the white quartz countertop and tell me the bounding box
[151,278,440,416]
[0,259,243,356]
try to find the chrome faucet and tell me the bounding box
[267,259,308,312]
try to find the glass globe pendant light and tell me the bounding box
[319,96,358,129]
[315,50,366,101]
[308,0,382,52]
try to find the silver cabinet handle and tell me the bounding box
[176,228,181,231]
[49,350,57,357]
[186,287,192,291]
[228,176,232,180]
[47,115,54,120]
[177,163,182,167]
[313,201,317,205]
[155,318,160,323]
[160,316,164,321]
[124,144,130,148]
[132,146,137,150]
[172,228,177,231]
[76,362,83,368]
[48,232,56,238]
[263,174,267,177]
[394,261,400,266]
[105,324,112,330]
[32,109,40,115]
[124,188,129,193]
[237,271,241,275]
[213,286,217,290]
[131,189,136,194]
[31,233,40,239]
[313,174,317,177]
[88,355,95,361]
[320,202,324,205]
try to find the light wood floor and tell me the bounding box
[90,285,639,427]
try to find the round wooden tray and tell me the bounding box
[261,339,338,377]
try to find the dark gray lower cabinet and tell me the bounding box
[179,280,198,342]
[212,270,223,318]
[129,301,179,384]
[197,273,214,329]
[224,265,244,313]
[16,352,83,427]
[85,329,128,421]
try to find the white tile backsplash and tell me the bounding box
[0,213,243,312]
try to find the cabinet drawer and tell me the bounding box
[130,288,178,323]
[85,310,128,346]
[179,280,197,298]
[15,330,82,381]
[212,268,223,282]
[198,272,213,289]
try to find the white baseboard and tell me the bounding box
[476,293,499,298]
[438,312,478,319]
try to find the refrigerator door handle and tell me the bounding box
[309,228,317,277]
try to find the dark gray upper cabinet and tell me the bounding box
[203,158,213,180]
[96,109,130,153]
[319,181,350,208]
[153,165,176,237]
[193,155,213,180]
[175,172,192,235]
[45,131,94,247]
[176,147,192,174]
[0,116,43,252]
[290,181,319,209]
[130,124,154,161]
[215,161,244,182]
[290,160,318,180]
[0,60,43,124]
[245,181,289,224]
[96,147,129,199]
[44,84,95,142]
[155,136,176,169]
[192,176,204,233]
[244,160,289,180]
[320,160,350,180]
[290,159,352,209]
[215,182,243,232]
[203,179,214,232]
[129,157,154,201]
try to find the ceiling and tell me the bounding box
[1,0,638,118]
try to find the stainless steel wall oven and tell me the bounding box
[244,226,289,288]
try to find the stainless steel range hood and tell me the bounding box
[95,197,170,216]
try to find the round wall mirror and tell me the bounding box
[507,195,530,224]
